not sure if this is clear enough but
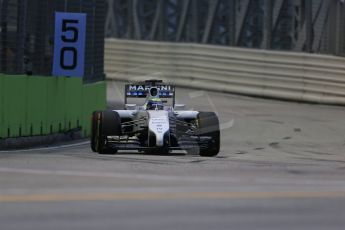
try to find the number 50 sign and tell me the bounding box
[53,12,86,77]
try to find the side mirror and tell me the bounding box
[125,104,137,110]
[174,104,186,110]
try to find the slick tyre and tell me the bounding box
[91,111,102,152]
[197,112,220,157]
[101,110,122,136]
[95,110,121,154]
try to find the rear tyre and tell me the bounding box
[196,112,220,157]
[95,110,121,154]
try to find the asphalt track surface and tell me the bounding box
[0,81,345,230]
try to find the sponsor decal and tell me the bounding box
[128,85,172,91]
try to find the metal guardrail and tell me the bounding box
[105,39,345,105]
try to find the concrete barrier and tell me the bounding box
[105,39,345,105]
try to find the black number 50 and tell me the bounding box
[60,19,79,70]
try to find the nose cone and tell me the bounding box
[148,111,170,146]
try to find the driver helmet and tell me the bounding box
[146,98,164,110]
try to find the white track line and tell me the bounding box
[0,141,89,153]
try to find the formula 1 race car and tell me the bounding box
[91,80,220,157]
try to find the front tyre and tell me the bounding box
[91,111,101,152]
[196,112,220,157]
[94,110,121,154]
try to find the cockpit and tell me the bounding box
[146,99,164,110]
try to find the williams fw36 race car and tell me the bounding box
[91,80,220,157]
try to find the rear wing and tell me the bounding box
[124,81,176,107]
